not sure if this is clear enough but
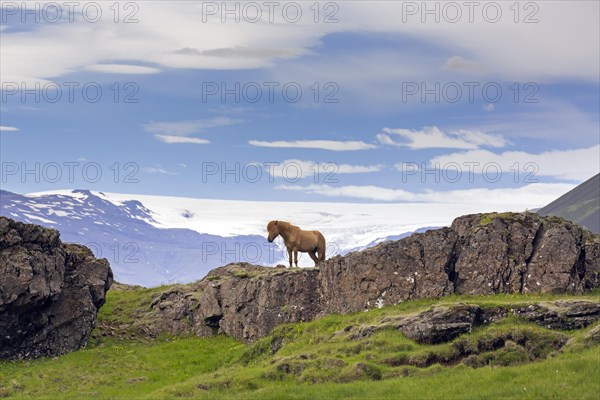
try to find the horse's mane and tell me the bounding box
[277,221,297,232]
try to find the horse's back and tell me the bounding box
[295,229,323,249]
[308,229,323,238]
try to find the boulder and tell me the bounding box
[0,217,112,359]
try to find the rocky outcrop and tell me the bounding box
[347,300,600,344]
[144,212,599,343]
[0,217,113,359]
[144,264,321,341]
[480,300,600,330]
[321,212,599,309]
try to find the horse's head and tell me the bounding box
[267,220,280,242]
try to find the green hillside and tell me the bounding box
[1,286,599,399]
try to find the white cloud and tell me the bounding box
[483,103,495,112]
[142,167,178,175]
[249,140,376,151]
[0,3,326,86]
[2,2,597,87]
[154,135,210,145]
[143,117,241,136]
[443,56,486,75]
[347,2,599,83]
[265,159,382,179]
[0,126,19,132]
[277,183,576,207]
[145,117,241,145]
[84,64,161,74]
[430,145,600,181]
[377,126,507,150]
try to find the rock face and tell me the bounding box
[146,264,321,341]
[146,212,600,343]
[0,217,113,359]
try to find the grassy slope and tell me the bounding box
[1,288,599,399]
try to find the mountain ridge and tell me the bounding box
[0,190,279,285]
[537,173,600,233]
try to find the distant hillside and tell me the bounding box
[537,174,600,233]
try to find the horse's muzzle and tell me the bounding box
[268,238,274,243]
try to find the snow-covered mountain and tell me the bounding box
[1,189,525,286]
[1,190,278,286]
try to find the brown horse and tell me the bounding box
[266,220,326,268]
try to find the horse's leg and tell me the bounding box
[308,250,319,267]
[294,250,298,268]
[318,235,326,262]
[318,246,326,262]
[288,248,293,268]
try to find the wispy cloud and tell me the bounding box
[144,117,241,144]
[377,126,507,150]
[142,167,179,175]
[265,159,382,179]
[249,140,376,151]
[2,3,597,86]
[175,45,298,60]
[84,64,161,74]
[154,135,210,145]
[277,183,575,206]
[431,145,600,181]
[442,56,486,75]
[144,117,241,136]
[0,126,19,132]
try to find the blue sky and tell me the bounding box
[1,1,598,205]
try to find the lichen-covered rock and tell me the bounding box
[319,212,598,313]
[448,213,595,294]
[149,263,321,342]
[319,227,457,315]
[0,217,112,359]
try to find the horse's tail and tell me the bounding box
[318,232,326,262]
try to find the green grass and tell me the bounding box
[1,288,599,399]
[478,212,523,227]
[0,336,244,399]
[91,284,168,340]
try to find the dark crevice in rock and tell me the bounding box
[204,315,223,335]
[573,233,587,285]
[501,223,514,292]
[444,239,460,294]
[206,283,224,334]
[521,223,545,293]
